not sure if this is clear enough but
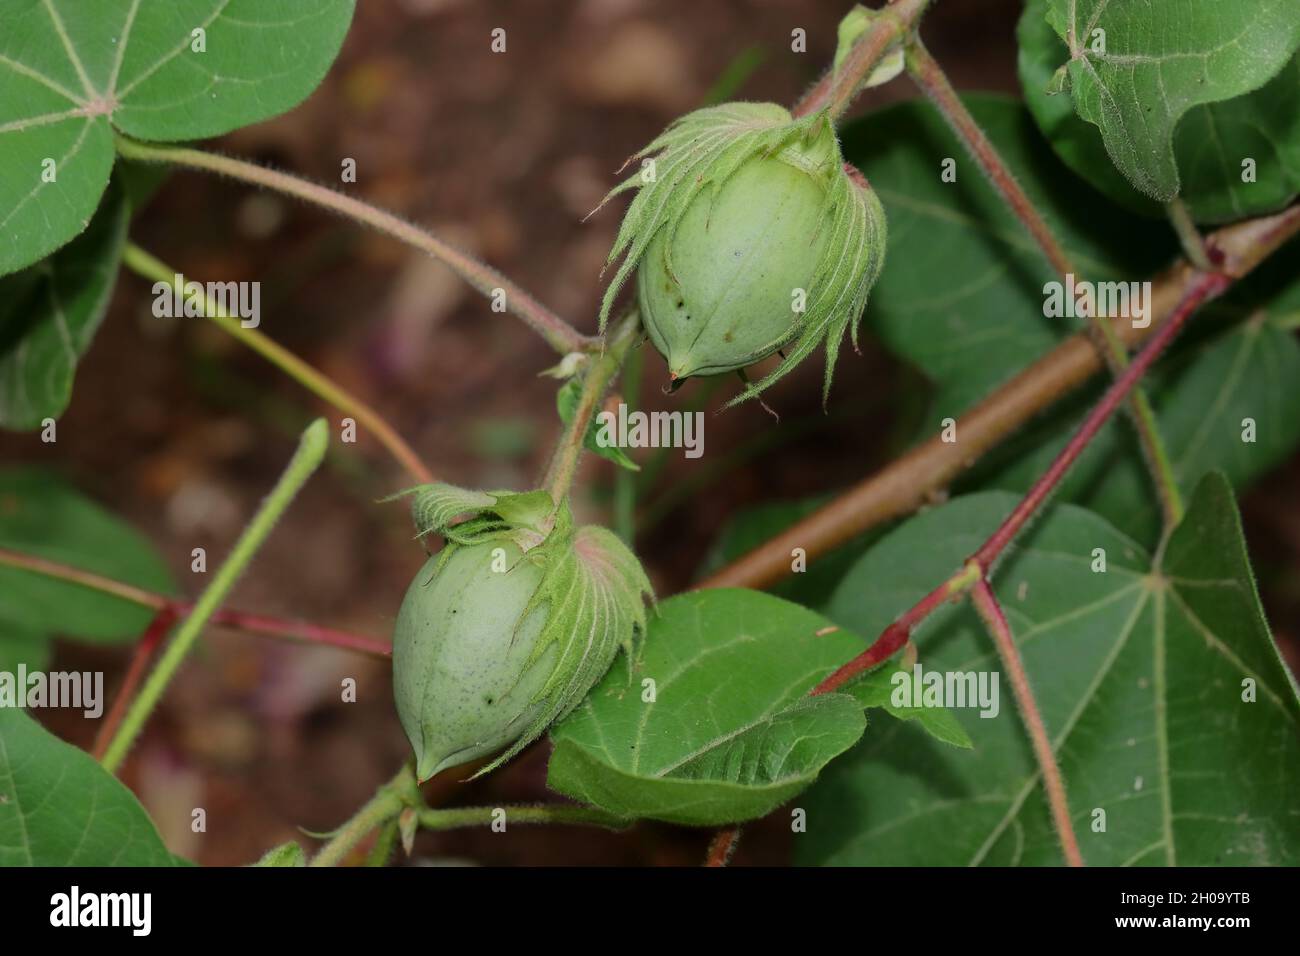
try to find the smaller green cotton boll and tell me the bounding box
[392,540,553,782]
[596,102,887,405]
[637,144,834,379]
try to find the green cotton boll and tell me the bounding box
[636,146,835,379]
[392,540,553,781]
[388,485,654,782]
[596,102,888,405]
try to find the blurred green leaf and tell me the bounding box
[0,469,175,642]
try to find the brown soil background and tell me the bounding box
[4,0,1297,866]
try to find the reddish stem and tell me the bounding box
[92,608,178,761]
[793,0,932,120]
[203,606,391,657]
[815,596,935,695]
[970,579,1083,866]
[0,546,391,658]
[905,39,1073,279]
[704,827,741,867]
[973,271,1229,570]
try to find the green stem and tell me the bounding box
[613,343,644,544]
[543,312,641,502]
[100,420,330,772]
[122,243,433,485]
[1167,197,1214,271]
[365,818,401,867]
[309,764,416,867]
[418,803,629,831]
[904,36,1184,528]
[113,135,594,357]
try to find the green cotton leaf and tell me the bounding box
[0,0,356,276]
[841,95,1177,414]
[0,709,179,866]
[799,479,1300,866]
[1019,0,1300,223]
[556,378,638,472]
[1043,0,1300,204]
[547,589,962,827]
[0,468,175,642]
[0,180,127,430]
[843,662,973,750]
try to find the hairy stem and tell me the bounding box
[543,312,641,502]
[970,579,1083,866]
[704,827,741,866]
[417,803,629,831]
[699,204,1300,591]
[1167,198,1214,271]
[0,547,390,658]
[815,561,979,694]
[904,37,1184,528]
[122,243,434,485]
[365,818,401,867]
[114,136,594,356]
[794,0,933,120]
[310,764,416,867]
[101,420,330,772]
